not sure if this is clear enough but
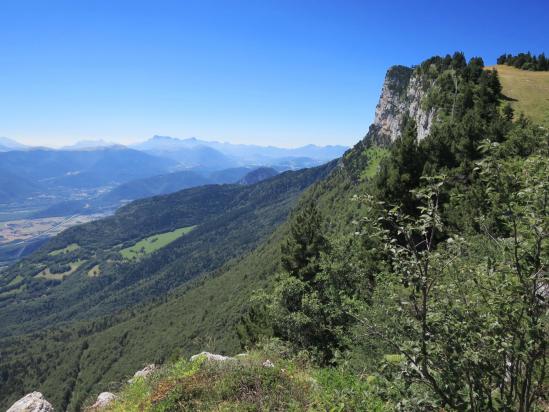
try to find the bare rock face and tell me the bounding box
[190,351,233,362]
[127,363,158,383]
[366,65,436,146]
[87,392,117,410]
[7,392,54,412]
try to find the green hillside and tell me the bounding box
[0,164,333,338]
[489,64,549,128]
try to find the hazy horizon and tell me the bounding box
[1,0,547,148]
[1,134,350,150]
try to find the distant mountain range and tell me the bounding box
[132,135,348,170]
[0,136,347,218]
[60,139,117,150]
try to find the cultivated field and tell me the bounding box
[0,214,106,244]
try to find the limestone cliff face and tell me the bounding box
[365,65,436,146]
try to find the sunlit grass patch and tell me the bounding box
[49,243,80,256]
[120,226,196,261]
[489,65,549,128]
[35,259,85,280]
[87,264,101,277]
[361,147,390,180]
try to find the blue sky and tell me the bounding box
[1,0,547,148]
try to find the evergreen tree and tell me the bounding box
[503,102,514,121]
[376,117,425,213]
[280,202,328,282]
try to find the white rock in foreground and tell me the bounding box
[7,392,53,412]
[262,359,275,368]
[190,351,233,362]
[127,363,157,383]
[88,392,117,410]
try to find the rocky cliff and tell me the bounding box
[365,65,436,146]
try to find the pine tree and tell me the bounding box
[503,102,514,121]
[281,202,328,282]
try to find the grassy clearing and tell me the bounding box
[35,260,86,280]
[120,226,196,261]
[0,283,26,298]
[7,274,23,286]
[49,243,80,256]
[488,65,549,128]
[96,345,389,412]
[361,147,390,180]
[87,264,101,277]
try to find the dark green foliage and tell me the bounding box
[375,118,424,213]
[262,52,548,410]
[265,202,383,364]
[48,263,71,274]
[280,202,329,283]
[497,52,549,71]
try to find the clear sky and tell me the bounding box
[1,0,547,148]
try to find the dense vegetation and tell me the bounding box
[497,52,549,71]
[1,52,547,411]
[248,52,549,410]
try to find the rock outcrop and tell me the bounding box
[127,364,158,383]
[7,392,54,412]
[262,359,275,368]
[87,392,117,410]
[365,65,436,146]
[190,351,233,362]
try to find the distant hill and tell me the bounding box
[0,137,27,152]
[204,167,255,184]
[490,64,549,128]
[0,147,178,189]
[238,167,279,185]
[96,170,212,205]
[32,167,269,218]
[0,169,43,204]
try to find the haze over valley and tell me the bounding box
[0,135,347,266]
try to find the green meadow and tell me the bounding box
[490,64,549,128]
[35,260,86,280]
[48,243,80,256]
[120,226,196,261]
